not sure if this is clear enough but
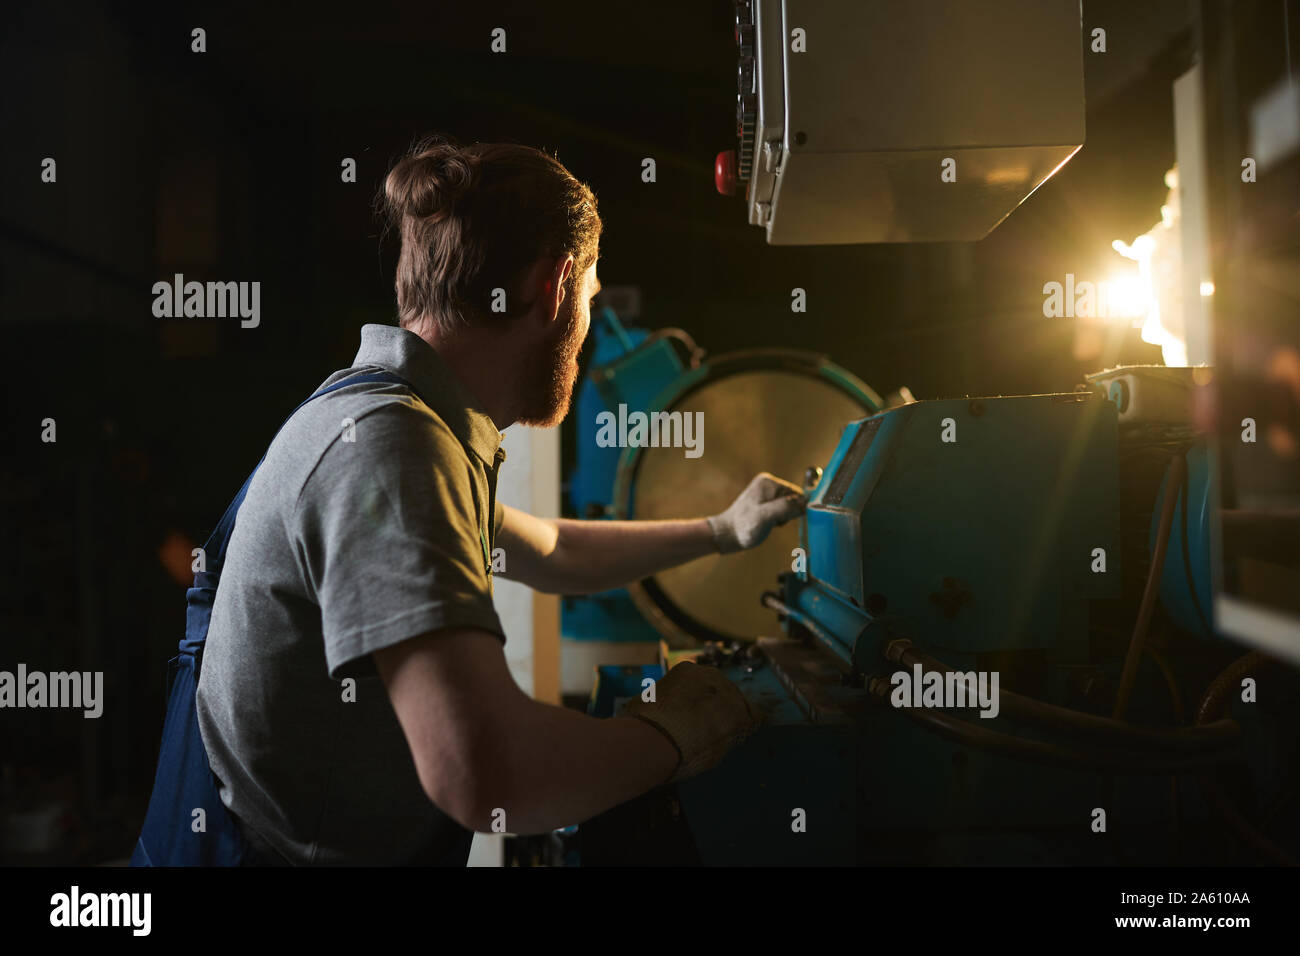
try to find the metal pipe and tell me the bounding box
[761,591,854,659]
[884,639,1239,752]
[865,677,1237,775]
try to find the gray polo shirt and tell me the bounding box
[196,323,507,866]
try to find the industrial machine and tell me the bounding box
[571,352,1294,865]
[561,308,881,652]
[560,0,1299,868]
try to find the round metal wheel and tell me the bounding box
[614,349,880,644]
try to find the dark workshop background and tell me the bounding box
[1,0,1196,862]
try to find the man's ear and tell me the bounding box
[544,254,575,323]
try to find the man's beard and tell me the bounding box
[516,294,585,428]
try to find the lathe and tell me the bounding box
[573,320,1260,865]
[562,0,1295,866]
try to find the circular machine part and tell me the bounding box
[614,349,881,645]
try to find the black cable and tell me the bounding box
[1196,652,1299,866]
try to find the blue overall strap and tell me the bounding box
[180,369,410,660]
[133,367,412,867]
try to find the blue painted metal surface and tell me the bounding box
[665,652,1209,864]
[587,664,665,717]
[801,393,1122,664]
[569,309,658,520]
[562,590,663,645]
[579,390,1226,865]
[564,308,685,643]
[1152,442,1215,638]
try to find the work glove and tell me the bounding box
[707,472,807,554]
[621,661,759,783]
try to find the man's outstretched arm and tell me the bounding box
[374,628,750,834]
[496,472,806,594]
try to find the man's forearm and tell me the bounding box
[537,517,716,594]
[477,700,679,834]
[378,629,682,838]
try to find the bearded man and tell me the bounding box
[195,136,804,865]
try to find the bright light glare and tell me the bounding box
[1104,274,1150,320]
[1112,168,1187,366]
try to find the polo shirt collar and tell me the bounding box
[352,324,504,465]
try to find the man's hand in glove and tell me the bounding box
[707,472,807,554]
[620,661,759,783]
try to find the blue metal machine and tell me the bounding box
[791,392,1122,673]
[563,307,879,649]
[563,308,688,646]
[579,367,1251,865]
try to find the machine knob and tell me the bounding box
[715,150,738,196]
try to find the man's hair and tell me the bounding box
[379,134,602,335]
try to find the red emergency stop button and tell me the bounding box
[715,150,737,196]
